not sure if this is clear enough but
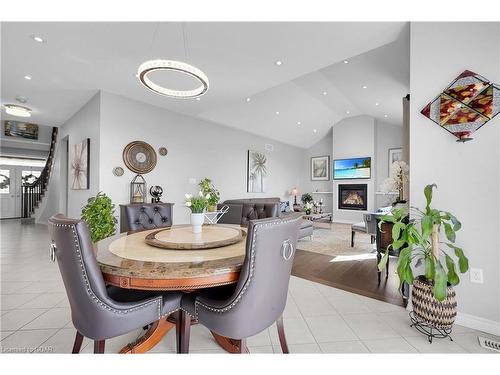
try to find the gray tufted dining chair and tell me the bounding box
[180,215,301,353]
[48,214,182,353]
[122,203,173,232]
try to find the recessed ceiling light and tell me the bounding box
[362,85,367,89]
[384,114,388,118]
[343,60,349,64]
[4,104,32,118]
[24,75,32,80]
[31,35,45,43]
[322,91,327,96]
[375,102,379,106]
[196,97,201,101]
[275,60,283,66]
[275,111,280,115]
[297,121,301,125]
[313,129,317,133]
[246,97,251,102]
[346,111,350,114]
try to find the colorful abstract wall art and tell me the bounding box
[421,70,500,142]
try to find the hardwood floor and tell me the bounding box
[292,249,404,307]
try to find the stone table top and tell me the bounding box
[95,225,247,286]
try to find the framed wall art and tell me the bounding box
[388,148,402,174]
[311,155,330,181]
[71,138,90,190]
[247,150,267,193]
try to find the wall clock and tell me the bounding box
[122,141,157,174]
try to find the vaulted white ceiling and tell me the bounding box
[1,22,409,148]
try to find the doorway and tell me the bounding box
[0,161,44,219]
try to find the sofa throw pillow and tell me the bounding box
[279,201,290,213]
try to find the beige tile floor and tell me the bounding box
[1,219,498,354]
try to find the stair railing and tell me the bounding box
[21,127,58,218]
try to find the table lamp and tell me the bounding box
[290,187,299,205]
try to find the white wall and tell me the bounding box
[375,120,403,207]
[302,128,333,211]
[410,22,500,333]
[59,93,101,218]
[332,115,375,223]
[99,92,305,224]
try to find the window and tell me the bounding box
[0,170,10,194]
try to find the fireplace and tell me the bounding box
[338,184,367,211]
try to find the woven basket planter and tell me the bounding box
[411,276,457,329]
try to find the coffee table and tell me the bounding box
[302,212,332,222]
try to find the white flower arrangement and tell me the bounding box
[380,160,409,201]
[184,191,209,213]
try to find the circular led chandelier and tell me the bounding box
[137,59,209,99]
[4,104,32,117]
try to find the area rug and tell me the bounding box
[297,222,376,257]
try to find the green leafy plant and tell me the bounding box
[378,184,469,301]
[198,177,220,207]
[185,191,210,213]
[81,192,117,243]
[301,193,313,204]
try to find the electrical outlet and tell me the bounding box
[470,268,484,284]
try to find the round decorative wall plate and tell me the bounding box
[158,147,168,156]
[123,141,157,174]
[112,166,124,176]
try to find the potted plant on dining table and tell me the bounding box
[185,191,210,233]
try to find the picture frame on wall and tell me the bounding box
[71,138,90,190]
[388,147,403,174]
[311,155,330,181]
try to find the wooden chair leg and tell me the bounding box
[351,231,355,247]
[175,311,182,353]
[376,252,381,285]
[94,340,105,354]
[177,311,191,354]
[276,316,289,354]
[72,331,84,354]
[239,338,248,354]
[371,235,375,244]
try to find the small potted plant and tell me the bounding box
[185,191,210,233]
[378,184,469,335]
[81,192,117,243]
[301,193,314,214]
[199,177,220,212]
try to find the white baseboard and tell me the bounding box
[454,312,500,336]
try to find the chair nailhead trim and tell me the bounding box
[190,217,300,319]
[49,221,167,320]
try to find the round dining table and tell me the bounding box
[95,224,247,354]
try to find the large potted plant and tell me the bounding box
[378,184,469,332]
[185,191,210,233]
[199,177,220,212]
[81,192,117,243]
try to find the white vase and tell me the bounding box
[190,213,204,234]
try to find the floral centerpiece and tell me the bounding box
[185,191,210,233]
[304,202,313,215]
[380,160,409,203]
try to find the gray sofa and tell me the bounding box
[217,198,313,239]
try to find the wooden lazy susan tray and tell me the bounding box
[145,225,244,250]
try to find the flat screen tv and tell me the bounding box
[333,157,371,180]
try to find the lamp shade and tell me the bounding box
[290,187,299,196]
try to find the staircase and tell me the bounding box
[21,127,58,223]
